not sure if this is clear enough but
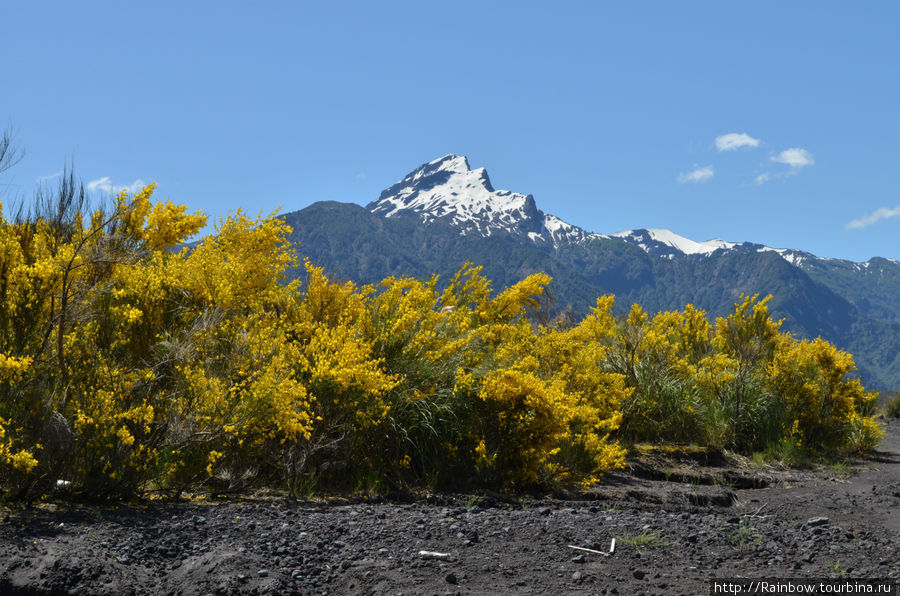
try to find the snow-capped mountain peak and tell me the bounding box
[367,154,587,244]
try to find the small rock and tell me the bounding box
[571,554,586,564]
[807,516,829,527]
[539,507,552,516]
[572,571,583,582]
[192,515,206,525]
[258,569,269,578]
[445,572,458,585]
[633,569,646,580]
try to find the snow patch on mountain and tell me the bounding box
[755,246,809,267]
[609,229,848,268]
[610,229,738,256]
[544,214,588,244]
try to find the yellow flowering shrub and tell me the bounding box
[0,183,326,498]
[0,417,38,474]
[0,177,883,499]
[473,368,570,484]
[610,303,705,443]
[768,337,882,452]
[530,296,628,486]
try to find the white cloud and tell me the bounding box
[754,172,770,185]
[846,205,900,230]
[36,171,62,183]
[86,176,113,192]
[356,172,367,180]
[715,133,761,152]
[771,148,814,168]
[678,165,714,184]
[87,176,147,195]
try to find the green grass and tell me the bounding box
[616,530,672,553]
[824,459,852,479]
[751,437,811,468]
[729,519,761,553]
[882,391,900,418]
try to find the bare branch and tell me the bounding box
[0,126,24,175]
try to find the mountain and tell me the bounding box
[285,155,900,389]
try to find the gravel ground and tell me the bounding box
[1,419,898,595]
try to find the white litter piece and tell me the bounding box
[418,550,451,561]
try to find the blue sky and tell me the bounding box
[3,1,898,261]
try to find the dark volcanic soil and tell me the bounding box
[2,420,899,595]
